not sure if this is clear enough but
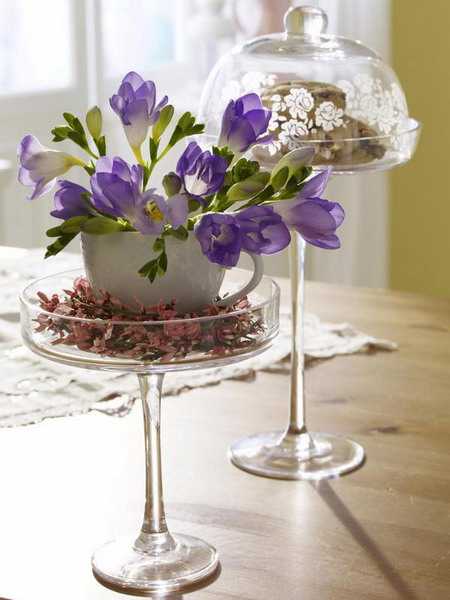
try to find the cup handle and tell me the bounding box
[216,253,264,307]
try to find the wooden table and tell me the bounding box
[0,279,448,600]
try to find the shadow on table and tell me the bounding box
[313,481,419,600]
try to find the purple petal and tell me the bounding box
[117,81,135,103]
[18,166,36,185]
[218,100,236,146]
[167,193,188,227]
[17,135,44,165]
[237,93,263,114]
[289,200,337,233]
[300,168,332,199]
[244,108,271,137]
[227,117,256,153]
[135,80,156,112]
[302,233,341,249]
[109,94,125,118]
[122,71,145,91]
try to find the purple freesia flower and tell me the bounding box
[91,156,142,218]
[18,135,82,200]
[176,141,227,200]
[195,213,241,267]
[273,168,345,249]
[109,71,168,150]
[51,180,92,220]
[91,156,188,235]
[235,205,291,254]
[218,93,272,155]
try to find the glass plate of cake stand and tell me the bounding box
[20,268,279,595]
[199,5,421,480]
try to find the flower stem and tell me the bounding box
[133,145,146,166]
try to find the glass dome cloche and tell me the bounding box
[199,5,421,174]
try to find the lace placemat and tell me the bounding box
[0,250,397,427]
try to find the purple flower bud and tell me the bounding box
[273,168,345,249]
[195,213,241,267]
[109,71,168,149]
[176,142,227,200]
[218,93,272,155]
[51,180,92,220]
[235,205,291,254]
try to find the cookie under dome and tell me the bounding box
[199,5,420,174]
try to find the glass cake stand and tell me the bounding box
[20,269,279,595]
[229,232,364,480]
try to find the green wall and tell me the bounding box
[390,1,450,297]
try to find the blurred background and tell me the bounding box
[0,0,447,297]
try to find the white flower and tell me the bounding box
[315,101,344,132]
[285,87,315,119]
[17,135,83,200]
[279,119,309,149]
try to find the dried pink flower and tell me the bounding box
[35,278,263,363]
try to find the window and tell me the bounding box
[0,0,73,96]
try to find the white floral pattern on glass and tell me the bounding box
[336,76,408,134]
[279,119,309,149]
[269,93,286,113]
[284,87,314,120]
[315,101,344,132]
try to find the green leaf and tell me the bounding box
[170,225,189,240]
[63,112,84,135]
[153,105,174,141]
[213,146,234,165]
[158,252,168,273]
[232,158,260,183]
[59,216,90,234]
[295,165,313,184]
[46,225,63,238]
[227,172,271,202]
[138,258,160,282]
[51,126,71,142]
[168,112,205,148]
[149,138,159,162]
[188,197,201,213]
[45,233,77,258]
[81,217,124,234]
[66,130,89,150]
[270,147,315,185]
[271,166,289,191]
[152,237,165,252]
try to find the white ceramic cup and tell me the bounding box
[81,232,263,313]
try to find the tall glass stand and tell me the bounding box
[92,372,219,594]
[229,232,365,480]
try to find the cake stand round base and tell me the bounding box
[92,533,219,595]
[229,431,365,481]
